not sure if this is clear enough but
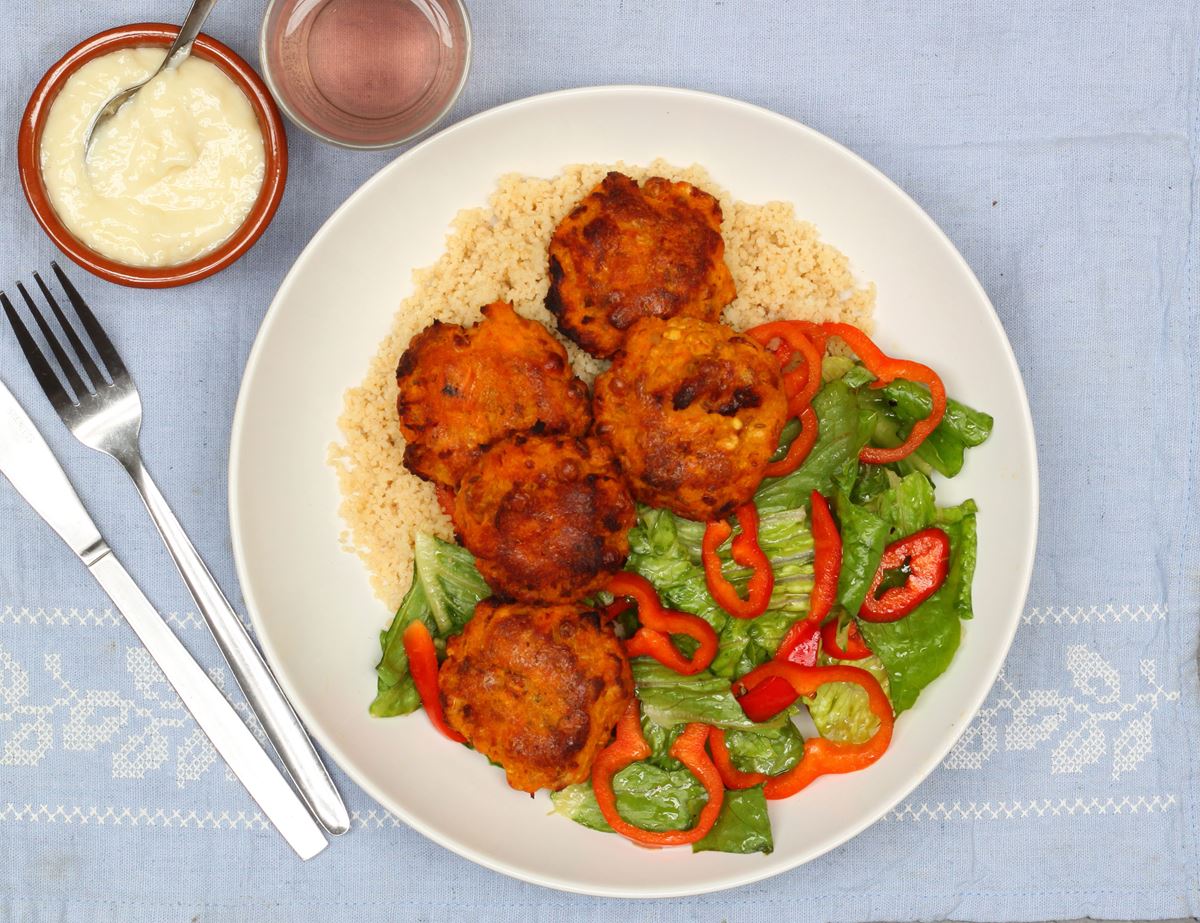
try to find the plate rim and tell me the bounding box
[228,84,1040,898]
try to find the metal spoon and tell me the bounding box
[85,0,220,152]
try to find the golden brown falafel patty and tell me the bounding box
[593,316,789,522]
[439,600,634,793]
[546,172,736,360]
[453,435,636,604]
[395,300,591,490]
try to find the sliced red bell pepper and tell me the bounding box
[808,491,841,625]
[820,322,947,465]
[859,527,951,622]
[733,619,818,722]
[732,491,842,721]
[610,572,718,674]
[707,726,767,789]
[600,598,633,625]
[592,702,725,847]
[763,404,819,478]
[746,321,824,409]
[747,320,827,480]
[736,660,894,799]
[402,621,466,743]
[776,617,821,667]
[735,675,799,724]
[734,610,818,721]
[821,619,872,660]
[702,502,774,620]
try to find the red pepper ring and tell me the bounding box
[592,703,725,848]
[609,572,719,675]
[736,660,895,800]
[701,502,775,620]
[820,322,947,465]
[401,621,467,743]
[820,619,872,660]
[859,527,951,623]
[774,319,831,357]
[808,491,842,625]
[708,726,767,789]
[763,404,819,478]
[747,321,824,409]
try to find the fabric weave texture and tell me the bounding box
[0,1,1196,920]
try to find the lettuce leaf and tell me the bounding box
[694,786,773,855]
[805,651,890,743]
[626,507,728,634]
[755,380,872,514]
[627,504,814,681]
[632,660,788,731]
[883,379,994,448]
[858,501,979,712]
[369,579,424,717]
[369,533,489,717]
[835,491,889,616]
[550,763,705,833]
[873,471,937,538]
[854,377,994,479]
[551,770,774,855]
[724,723,803,775]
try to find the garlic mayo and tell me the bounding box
[40,47,266,268]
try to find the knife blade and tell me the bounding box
[0,379,327,860]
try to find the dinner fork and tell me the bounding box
[1,263,349,836]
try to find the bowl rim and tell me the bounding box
[17,23,288,289]
[226,84,1041,898]
[257,0,472,151]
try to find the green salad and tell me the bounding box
[370,352,992,854]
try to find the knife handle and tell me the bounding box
[127,462,350,835]
[89,551,327,860]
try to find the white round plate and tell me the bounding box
[229,86,1038,897]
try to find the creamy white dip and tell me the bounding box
[40,47,266,268]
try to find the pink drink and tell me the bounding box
[262,0,470,148]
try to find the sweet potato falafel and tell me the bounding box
[546,172,736,359]
[453,435,635,604]
[593,316,788,522]
[395,300,591,490]
[439,600,634,793]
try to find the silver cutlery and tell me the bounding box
[86,0,219,151]
[0,377,326,859]
[1,264,350,837]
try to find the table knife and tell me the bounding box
[0,378,327,860]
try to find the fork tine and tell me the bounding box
[17,282,88,400]
[51,262,128,381]
[34,271,105,388]
[0,291,76,415]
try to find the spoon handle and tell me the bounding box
[166,0,220,69]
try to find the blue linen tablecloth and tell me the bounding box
[0,1,1197,920]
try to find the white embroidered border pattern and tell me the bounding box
[886,794,1177,822]
[942,645,1180,778]
[1022,604,1168,625]
[0,645,265,784]
[0,796,1178,830]
[0,605,204,630]
[0,805,401,830]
